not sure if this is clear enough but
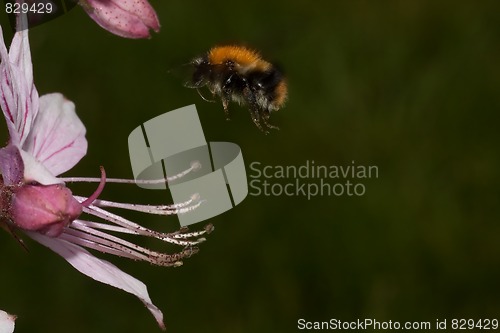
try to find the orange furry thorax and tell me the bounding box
[208,46,271,72]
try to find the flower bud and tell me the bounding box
[8,183,82,237]
[81,0,160,39]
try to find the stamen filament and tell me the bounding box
[77,203,211,246]
[71,221,139,235]
[66,220,193,266]
[60,231,140,260]
[84,193,202,215]
[59,231,188,267]
[59,160,201,184]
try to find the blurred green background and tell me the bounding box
[1,1,500,332]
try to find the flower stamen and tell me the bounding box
[90,193,202,215]
[59,160,201,185]
[62,221,199,267]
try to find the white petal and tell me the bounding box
[0,25,17,144]
[19,149,61,185]
[0,310,16,333]
[9,28,34,97]
[23,93,87,177]
[0,27,39,147]
[0,26,22,145]
[0,25,8,66]
[27,232,166,330]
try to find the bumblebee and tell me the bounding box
[186,45,287,133]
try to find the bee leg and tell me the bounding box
[196,88,216,103]
[221,75,236,121]
[260,109,280,131]
[221,88,232,120]
[251,110,266,133]
[242,86,267,133]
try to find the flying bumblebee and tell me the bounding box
[185,45,288,133]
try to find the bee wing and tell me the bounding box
[167,63,205,88]
[170,62,231,89]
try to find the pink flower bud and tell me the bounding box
[81,0,161,39]
[8,183,82,237]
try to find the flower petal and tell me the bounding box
[0,145,23,185]
[19,149,61,185]
[82,0,160,39]
[0,310,16,333]
[9,24,37,109]
[112,0,160,32]
[0,27,39,147]
[23,93,87,177]
[27,232,166,330]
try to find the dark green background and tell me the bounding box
[1,1,499,332]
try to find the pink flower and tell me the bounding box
[0,25,210,329]
[80,0,161,39]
